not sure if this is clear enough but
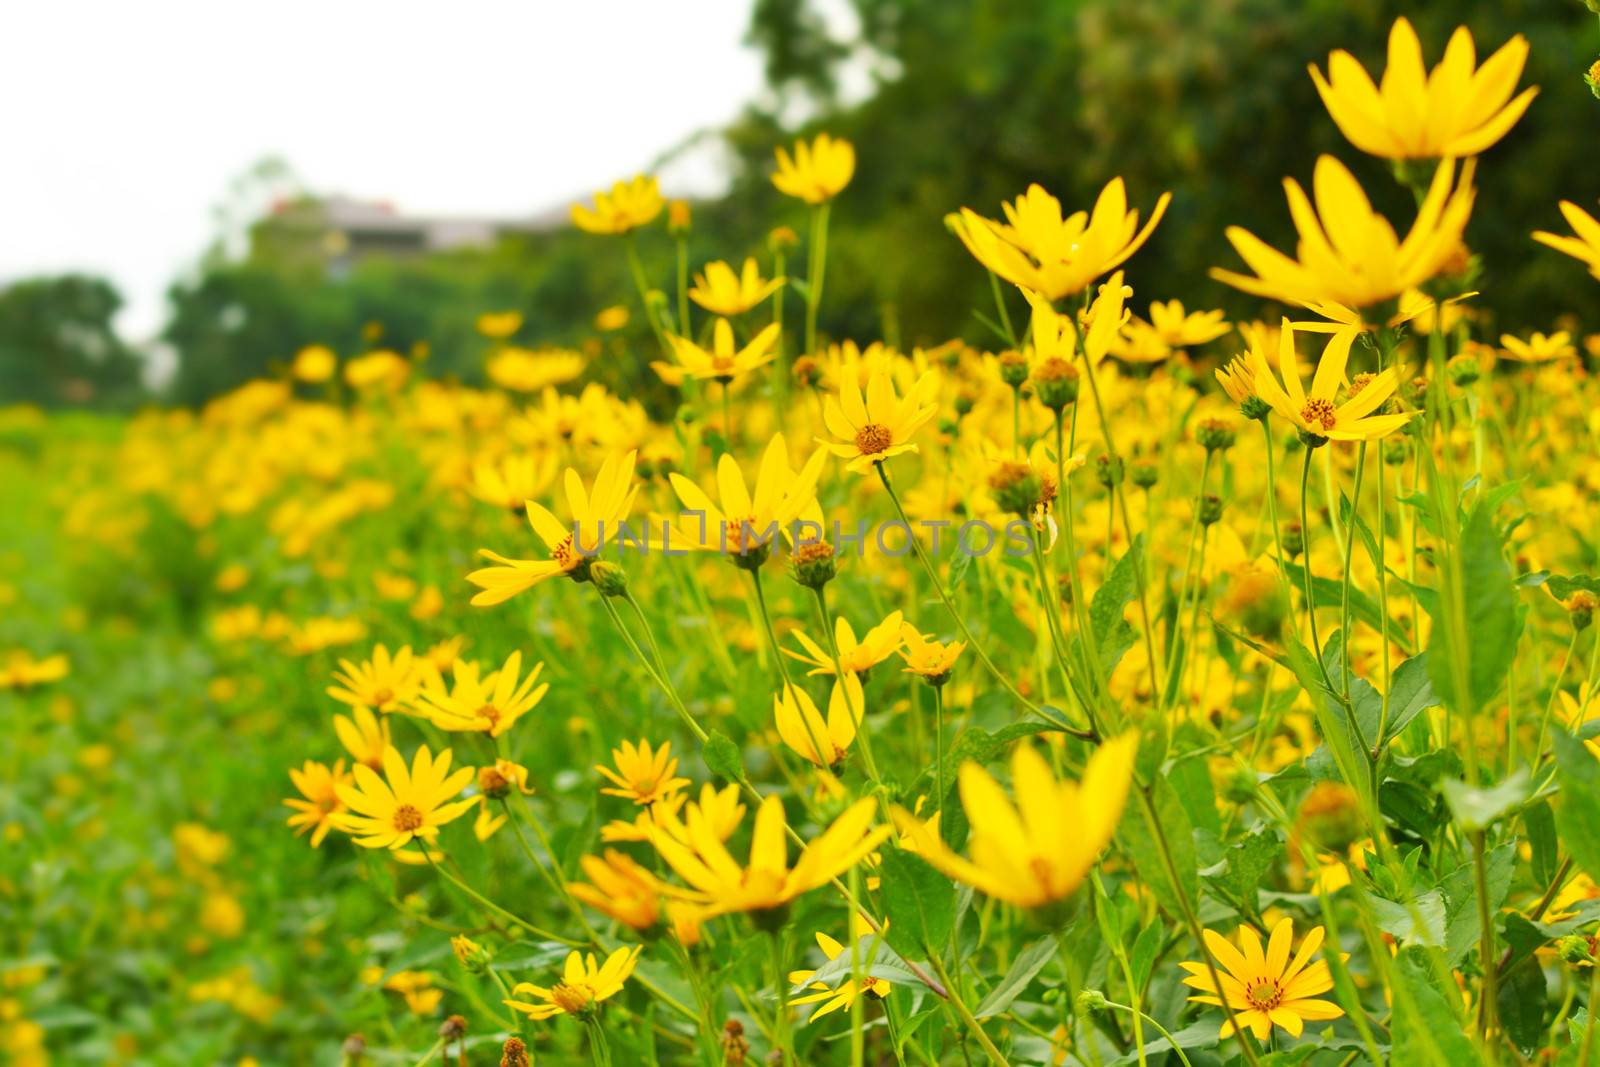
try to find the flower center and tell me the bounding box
[854,423,893,455]
[372,687,394,706]
[551,982,594,1015]
[476,704,501,725]
[552,535,576,568]
[1247,979,1283,1011]
[1300,397,1338,431]
[1348,372,1375,397]
[392,804,424,833]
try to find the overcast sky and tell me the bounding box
[0,1,776,340]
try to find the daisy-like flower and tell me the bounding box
[413,651,548,737]
[467,450,639,606]
[505,946,642,1020]
[0,650,69,690]
[1247,320,1413,443]
[786,611,905,676]
[597,739,691,807]
[650,794,891,917]
[334,705,390,771]
[486,348,586,394]
[772,133,855,204]
[469,450,560,513]
[1500,331,1576,364]
[688,258,785,316]
[571,176,663,235]
[774,674,864,769]
[953,179,1170,301]
[284,759,351,847]
[898,623,964,685]
[891,733,1138,908]
[789,928,893,1022]
[1215,355,1260,410]
[1310,18,1536,161]
[1021,272,1129,370]
[1180,918,1344,1039]
[818,366,940,474]
[1533,201,1600,282]
[665,433,827,561]
[327,644,424,713]
[331,745,476,850]
[476,310,523,339]
[654,319,781,385]
[291,344,336,383]
[477,758,536,798]
[1146,300,1230,349]
[1213,156,1475,319]
[568,850,670,932]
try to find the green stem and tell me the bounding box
[1299,446,1337,695]
[1338,444,1367,700]
[598,592,707,742]
[804,202,831,359]
[929,955,1014,1067]
[418,840,581,946]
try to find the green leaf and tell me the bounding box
[1116,780,1195,918]
[1426,499,1517,715]
[1390,946,1484,1067]
[1089,532,1143,676]
[1199,827,1282,913]
[1440,770,1533,831]
[1380,653,1439,745]
[1526,800,1559,886]
[1553,730,1600,883]
[1546,574,1600,601]
[1441,843,1516,967]
[974,936,1058,1018]
[1498,954,1548,1051]
[1128,922,1163,994]
[878,850,957,957]
[789,933,921,994]
[701,731,745,783]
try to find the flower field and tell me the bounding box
[9,15,1600,1067]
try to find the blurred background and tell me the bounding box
[3,0,1596,411]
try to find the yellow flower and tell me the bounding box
[505,946,642,1020]
[486,347,585,393]
[596,739,691,806]
[467,450,639,606]
[469,450,560,513]
[656,319,781,385]
[568,850,669,931]
[789,929,892,1022]
[1310,18,1536,160]
[284,759,351,847]
[384,970,444,1015]
[1247,320,1412,442]
[477,758,536,798]
[898,623,965,682]
[1213,156,1476,318]
[1500,331,1576,364]
[595,304,630,331]
[0,650,69,690]
[772,133,855,204]
[327,644,423,713]
[571,176,663,235]
[414,651,549,737]
[786,612,905,676]
[476,310,523,339]
[333,705,390,771]
[1021,272,1129,368]
[953,179,1169,301]
[650,794,891,916]
[1215,355,1259,408]
[331,745,477,850]
[818,366,939,474]
[344,350,410,392]
[1534,200,1600,282]
[291,344,337,383]
[1180,918,1343,1040]
[689,258,785,316]
[891,733,1138,908]
[665,433,826,558]
[774,674,864,768]
[474,805,505,841]
[1147,300,1230,348]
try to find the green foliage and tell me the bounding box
[0,274,144,407]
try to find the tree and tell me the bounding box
[0,274,144,407]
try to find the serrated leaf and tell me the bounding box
[974,936,1058,1018]
[878,850,956,957]
[1426,499,1517,715]
[1440,770,1533,831]
[1553,730,1600,884]
[701,731,744,783]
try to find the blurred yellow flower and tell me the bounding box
[1311,18,1536,160]
[689,257,785,316]
[1500,330,1576,364]
[291,344,337,383]
[571,176,663,235]
[476,310,523,339]
[656,319,781,385]
[284,759,351,847]
[594,304,630,332]
[772,133,855,204]
[1533,200,1600,282]
[774,674,863,768]
[0,650,69,690]
[327,644,423,713]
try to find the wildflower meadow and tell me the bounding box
[11,12,1600,1067]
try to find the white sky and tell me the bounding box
[0,1,772,340]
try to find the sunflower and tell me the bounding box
[596,739,691,807]
[1310,17,1536,161]
[571,176,663,235]
[1247,320,1413,443]
[284,759,351,848]
[688,258,785,316]
[505,946,642,1020]
[772,133,855,204]
[331,745,477,851]
[818,366,940,474]
[467,450,639,606]
[953,179,1170,301]
[1180,918,1344,1040]
[413,651,548,737]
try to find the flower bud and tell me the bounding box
[1282,521,1304,559]
[1199,494,1223,526]
[1075,989,1109,1014]
[1095,453,1124,489]
[1240,394,1271,421]
[1196,418,1236,453]
[1130,460,1159,490]
[500,1037,532,1067]
[590,560,628,597]
[792,355,822,388]
[452,935,492,973]
[1558,934,1595,965]
[1447,353,1480,387]
[1033,357,1080,410]
[1569,590,1599,632]
[668,200,692,234]
[998,351,1030,388]
[791,541,838,590]
[1587,57,1600,100]
[989,461,1045,516]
